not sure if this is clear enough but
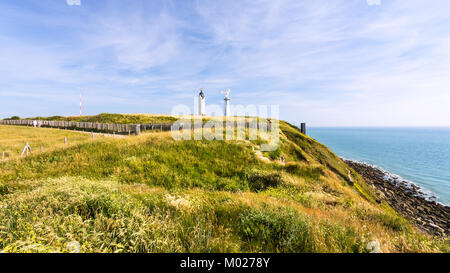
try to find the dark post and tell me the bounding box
[301,123,306,135]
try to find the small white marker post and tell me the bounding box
[21,142,32,157]
[64,137,67,144]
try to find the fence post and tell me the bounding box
[133,124,141,136]
[21,142,32,157]
[137,124,141,135]
[301,123,306,135]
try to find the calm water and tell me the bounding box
[308,127,450,205]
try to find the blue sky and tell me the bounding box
[0,0,449,126]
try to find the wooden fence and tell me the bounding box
[0,119,307,136]
[0,120,174,135]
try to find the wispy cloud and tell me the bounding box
[0,0,449,126]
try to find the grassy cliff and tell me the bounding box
[0,117,447,253]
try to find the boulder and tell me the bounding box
[366,240,382,253]
[66,240,81,253]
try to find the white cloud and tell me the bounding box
[87,12,180,71]
[66,0,81,6]
[1,1,450,126]
[367,0,381,6]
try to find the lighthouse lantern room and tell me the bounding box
[198,89,206,116]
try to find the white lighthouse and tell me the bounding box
[223,89,231,116]
[198,89,206,116]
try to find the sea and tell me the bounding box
[308,127,450,205]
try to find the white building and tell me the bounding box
[198,89,206,116]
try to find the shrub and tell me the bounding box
[239,206,366,253]
[355,208,408,232]
[265,187,313,208]
[266,146,282,160]
[239,207,314,252]
[285,162,300,173]
[215,177,248,192]
[0,184,9,195]
[285,163,324,180]
[320,221,366,253]
[247,170,284,192]
[375,213,409,232]
[67,194,131,220]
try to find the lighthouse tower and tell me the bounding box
[198,89,206,116]
[223,89,231,116]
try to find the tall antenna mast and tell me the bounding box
[79,88,82,116]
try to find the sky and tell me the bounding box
[0,0,449,126]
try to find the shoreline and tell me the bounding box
[345,160,449,237]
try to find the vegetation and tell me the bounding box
[23,113,178,124]
[0,125,94,160]
[0,119,448,253]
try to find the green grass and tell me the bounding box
[279,122,378,202]
[0,119,448,253]
[0,125,93,160]
[0,134,258,190]
[22,113,178,124]
[0,177,358,253]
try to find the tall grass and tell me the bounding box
[0,125,93,160]
[0,124,448,253]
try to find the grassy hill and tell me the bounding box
[0,118,448,253]
[21,113,178,124]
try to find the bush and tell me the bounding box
[375,213,408,232]
[239,207,314,252]
[0,184,9,195]
[247,170,284,192]
[215,177,248,192]
[285,163,324,180]
[266,146,282,160]
[67,194,131,220]
[355,208,408,232]
[285,162,299,172]
[239,206,366,253]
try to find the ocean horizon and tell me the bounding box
[308,127,450,205]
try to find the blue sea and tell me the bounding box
[308,127,450,205]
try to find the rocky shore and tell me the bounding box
[346,160,449,238]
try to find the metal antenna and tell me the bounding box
[79,88,82,116]
[221,89,231,116]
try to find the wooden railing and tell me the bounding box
[0,120,173,135]
[0,119,307,136]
